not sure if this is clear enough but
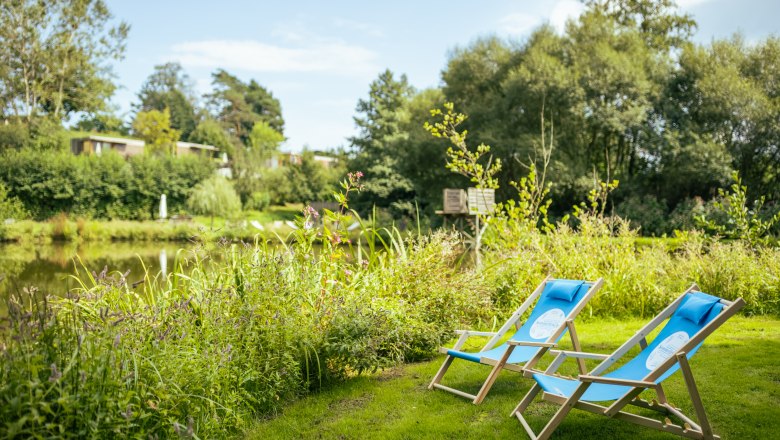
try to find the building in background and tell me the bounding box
[70,134,232,177]
[70,135,221,159]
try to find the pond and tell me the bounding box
[0,241,208,299]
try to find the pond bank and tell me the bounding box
[0,218,294,244]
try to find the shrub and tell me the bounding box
[246,191,271,211]
[187,175,242,228]
[0,230,489,438]
[0,149,214,220]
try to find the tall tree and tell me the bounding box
[207,70,284,146]
[132,109,180,156]
[137,62,198,140]
[0,0,128,121]
[349,69,416,217]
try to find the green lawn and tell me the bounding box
[247,316,780,439]
[193,204,303,230]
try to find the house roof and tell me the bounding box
[74,135,218,151]
[176,141,218,151]
[75,135,145,147]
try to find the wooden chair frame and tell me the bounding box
[429,276,604,404]
[513,284,745,440]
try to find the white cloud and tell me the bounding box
[170,39,378,76]
[499,13,542,36]
[550,0,585,32]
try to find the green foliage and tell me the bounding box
[0,149,214,220]
[0,229,487,437]
[0,181,28,220]
[615,194,668,236]
[132,108,180,155]
[349,69,417,218]
[248,121,284,158]
[0,0,129,121]
[136,62,198,140]
[249,317,780,440]
[285,150,343,204]
[0,121,29,150]
[425,102,501,190]
[187,175,242,227]
[189,118,233,156]
[696,171,780,246]
[207,69,284,145]
[74,109,129,135]
[245,191,271,211]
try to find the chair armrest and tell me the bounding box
[578,375,656,388]
[548,349,610,360]
[507,341,556,348]
[444,330,498,352]
[455,330,497,337]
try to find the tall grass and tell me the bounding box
[484,215,780,318]
[0,230,488,438]
[2,206,779,437]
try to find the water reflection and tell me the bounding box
[0,241,203,298]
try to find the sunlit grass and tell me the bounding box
[247,316,780,439]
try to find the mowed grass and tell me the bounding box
[247,316,780,439]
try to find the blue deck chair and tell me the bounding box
[429,276,603,404]
[513,284,744,440]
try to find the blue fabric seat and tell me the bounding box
[533,292,725,402]
[448,280,590,365]
[513,288,744,440]
[429,277,602,404]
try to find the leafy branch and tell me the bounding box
[424,102,501,190]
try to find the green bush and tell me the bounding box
[0,149,214,220]
[246,191,271,211]
[484,216,780,318]
[0,231,488,438]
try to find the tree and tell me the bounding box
[232,121,284,203]
[132,109,180,156]
[75,109,128,135]
[0,0,129,121]
[207,69,284,145]
[187,175,241,228]
[286,150,340,203]
[136,62,198,140]
[667,36,780,200]
[189,119,232,155]
[583,0,696,50]
[349,69,416,217]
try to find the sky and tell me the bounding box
[105,0,779,152]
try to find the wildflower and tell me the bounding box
[48,363,61,382]
[344,269,353,277]
[113,333,121,348]
[123,404,133,420]
[303,205,319,218]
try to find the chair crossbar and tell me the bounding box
[513,285,742,440]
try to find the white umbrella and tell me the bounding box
[159,194,167,220]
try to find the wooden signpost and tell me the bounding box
[437,188,496,268]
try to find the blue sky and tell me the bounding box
[105,0,779,152]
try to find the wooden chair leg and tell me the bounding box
[536,384,589,440]
[566,320,587,375]
[473,345,516,404]
[512,383,542,417]
[677,352,715,439]
[429,355,454,390]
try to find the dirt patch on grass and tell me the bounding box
[327,392,374,412]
